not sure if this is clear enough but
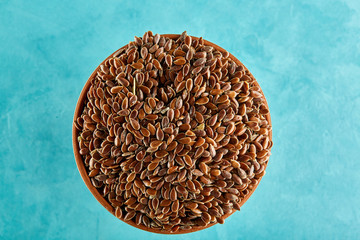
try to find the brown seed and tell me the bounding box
[185,47,194,61]
[251,91,262,98]
[174,57,186,65]
[211,169,221,177]
[176,81,186,93]
[193,169,203,177]
[210,89,224,95]
[185,202,198,210]
[128,94,138,106]
[147,162,159,171]
[125,197,137,205]
[167,166,178,174]
[194,146,205,159]
[205,137,217,147]
[135,213,143,225]
[88,169,99,177]
[194,58,206,67]
[124,211,136,221]
[147,123,156,135]
[79,148,89,155]
[257,150,269,158]
[170,188,177,201]
[140,47,148,59]
[194,51,206,59]
[217,95,229,104]
[148,98,156,109]
[231,160,240,168]
[167,108,174,121]
[209,208,220,217]
[110,86,123,94]
[183,155,193,166]
[217,217,225,224]
[145,114,158,120]
[195,112,204,123]
[149,44,159,54]
[164,173,177,182]
[184,35,192,46]
[146,188,157,196]
[201,212,211,224]
[208,114,218,126]
[184,130,194,137]
[178,137,192,144]
[139,85,151,95]
[103,104,111,115]
[117,76,130,87]
[232,174,242,185]
[200,176,212,185]
[96,88,105,99]
[160,199,172,207]
[233,202,241,211]
[194,138,205,147]
[165,54,173,67]
[144,104,152,115]
[155,150,168,158]
[191,208,203,215]
[150,140,163,148]
[209,144,216,157]
[195,97,209,105]
[130,118,140,130]
[125,133,133,145]
[225,193,238,201]
[163,127,173,134]
[136,151,146,163]
[171,225,180,233]
[226,122,236,135]
[152,59,162,70]
[156,127,164,141]
[140,128,150,137]
[118,109,130,116]
[115,207,123,219]
[131,62,144,69]
[167,141,178,151]
[186,180,196,192]
[179,123,190,131]
[171,200,180,213]
[222,170,232,179]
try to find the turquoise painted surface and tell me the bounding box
[1,0,359,239]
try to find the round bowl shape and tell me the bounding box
[73,34,272,234]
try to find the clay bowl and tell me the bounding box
[73,34,272,234]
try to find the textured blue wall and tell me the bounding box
[1,0,359,239]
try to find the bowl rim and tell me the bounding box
[72,33,272,234]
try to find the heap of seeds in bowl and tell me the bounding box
[74,31,272,232]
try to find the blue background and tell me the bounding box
[1,0,359,239]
